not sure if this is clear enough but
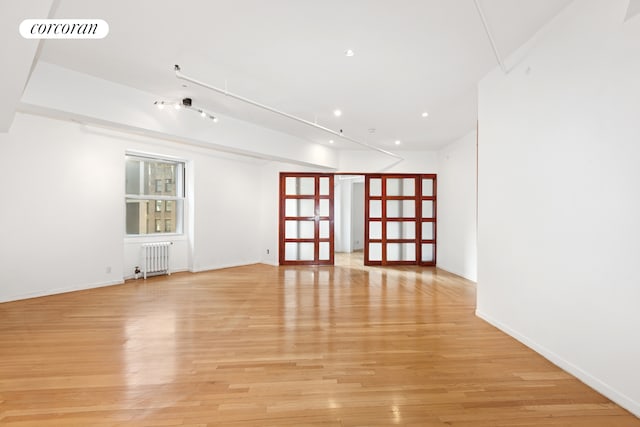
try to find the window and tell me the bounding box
[125,154,185,235]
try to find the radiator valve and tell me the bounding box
[134,266,141,279]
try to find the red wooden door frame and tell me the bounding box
[279,173,335,265]
[364,174,437,267]
[419,174,437,267]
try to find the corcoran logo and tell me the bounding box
[19,19,109,39]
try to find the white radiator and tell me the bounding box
[141,242,172,279]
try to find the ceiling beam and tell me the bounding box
[0,0,54,132]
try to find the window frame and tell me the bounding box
[125,153,186,237]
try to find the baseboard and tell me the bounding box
[436,264,477,283]
[476,310,640,418]
[191,262,261,273]
[123,268,188,281]
[0,279,125,303]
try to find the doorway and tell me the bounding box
[333,174,365,257]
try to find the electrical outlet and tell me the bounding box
[266,249,270,254]
[105,266,112,274]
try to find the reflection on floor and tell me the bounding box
[334,250,365,267]
[0,259,637,426]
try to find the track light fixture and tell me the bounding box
[153,98,218,122]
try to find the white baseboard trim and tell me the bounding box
[436,264,477,283]
[123,268,189,281]
[0,279,125,303]
[191,262,261,273]
[476,310,640,418]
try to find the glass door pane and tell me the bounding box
[387,243,417,262]
[369,178,382,196]
[285,220,314,239]
[285,177,315,195]
[285,242,315,261]
[421,244,435,262]
[285,199,315,217]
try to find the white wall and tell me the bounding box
[437,130,477,281]
[258,163,281,266]
[478,0,640,416]
[0,114,124,302]
[339,149,438,173]
[191,155,262,272]
[0,113,268,302]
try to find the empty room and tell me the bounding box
[1,0,639,425]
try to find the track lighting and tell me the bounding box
[153,98,218,122]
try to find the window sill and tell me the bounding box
[124,234,187,244]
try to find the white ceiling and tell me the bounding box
[39,0,572,150]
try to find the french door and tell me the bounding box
[279,173,334,265]
[364,174,437,266]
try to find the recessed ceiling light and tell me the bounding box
[395,140,401,145]
[421,112,429,117]
[345,49,355,57]
[155,101,164,110]
[329,139,334,144]
[200,110,206,117]
[174,103,181,110]
[333,109,342,117]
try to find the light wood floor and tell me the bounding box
[1,254,638,426]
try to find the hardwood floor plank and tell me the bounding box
[1,254,638,426]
